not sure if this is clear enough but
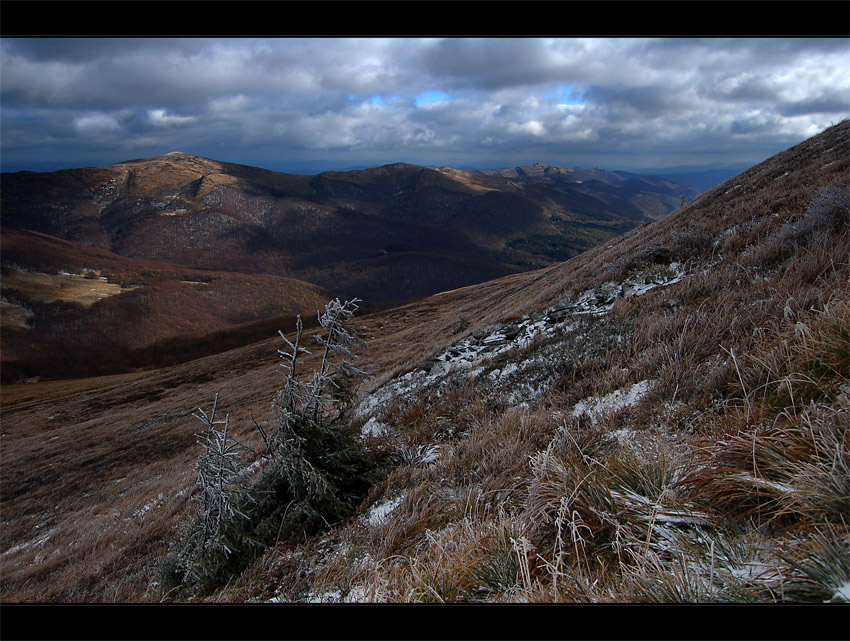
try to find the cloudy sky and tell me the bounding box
[1,37,848,175]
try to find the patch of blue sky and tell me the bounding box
[368,94,401,106]
[415,90,451,107]
[546,83,586,106]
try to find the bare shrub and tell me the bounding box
[801,184,849,235]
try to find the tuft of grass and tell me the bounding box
[677,400,849,528]
[780,524,850,603]
[744,297,850,411]
[469,519,522,600]
[776,405,850,525]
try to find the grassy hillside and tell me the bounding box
[200,121,850,605]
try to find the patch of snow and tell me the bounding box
[829,581,850,603]
[611,428,634,444]
[345,586,369,602]
[362,494,404,528]
[414,443,441,465]
[499,363,520,379]
[361,417,389,438]
[353,262,689,423]
[728,557,785,585]
[302,586,372,603]
[395,443,441,467]
[305,590,342,603]
[3,533,52,560]
[355,368,428,420]
[1,541,34,558]
[132,493,164,519]
[572,380,654,419]
[729,474,795,495]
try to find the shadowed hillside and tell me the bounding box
[0,122,846,610]
[0,227,329,382]
[1,155,700,382]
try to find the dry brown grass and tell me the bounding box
[0,343,278,602]
[2,121,848,604]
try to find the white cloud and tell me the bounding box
[507,120,547,137]
[147,109,197,127]
[72,112,122,136]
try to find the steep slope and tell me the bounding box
[0,122,846,607]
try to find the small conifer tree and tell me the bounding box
[165,298,375,596]
[173,394,254,587]
[266,299,367,501]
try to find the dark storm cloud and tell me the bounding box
[1,38,847,174]
[777,93,850,117]
[417,38,584,90]
[1,37,208,63]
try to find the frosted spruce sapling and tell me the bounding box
[165,298,376,596]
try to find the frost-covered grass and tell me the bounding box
[572,380,653,419]
[354,260,688,425]
[208,126,849,605]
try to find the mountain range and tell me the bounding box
[0,155,698,381]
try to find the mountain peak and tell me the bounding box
[155,151,207,162]
[145,151,214,164]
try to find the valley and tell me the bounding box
[1,155,697,382]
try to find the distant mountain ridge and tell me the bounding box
[1,154,698,380]
[652,164,753,192]
[1,154,699,298]
[479,162,698,218]
[480,161,692,190]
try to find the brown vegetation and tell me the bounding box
[0,122,847,609]
[0,227,329,382]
